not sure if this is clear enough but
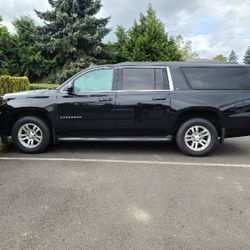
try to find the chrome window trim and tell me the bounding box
[117,65,168,69]
[61,89,172,94]
[60,67,114,93]
[166,67,174,91]
[112,90,171,93]
[60,66,175,94]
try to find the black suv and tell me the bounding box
[1,62,250,156]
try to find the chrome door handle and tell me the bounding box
[152,97,167,101]
[99,98,113,102]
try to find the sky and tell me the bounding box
[1,0,250,61]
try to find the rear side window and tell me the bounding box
[122,68,166,90]
[182,67,250,90]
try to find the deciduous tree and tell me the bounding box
[213,54,227,63]
[0,17,17,75]
[175,35,199,60]
[13,16,51,82]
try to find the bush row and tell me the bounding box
[0,76,30,95]
[0,75,60,95]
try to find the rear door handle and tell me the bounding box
[99,98,113,102]
[152,97,167,101]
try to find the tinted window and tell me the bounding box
[122,68,164,90]
[155,69,164,90]
[182,67,250,90]
[74,69,113,92]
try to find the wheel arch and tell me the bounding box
[8,108,54,137]
[174,108,224,137]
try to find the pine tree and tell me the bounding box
[113,5,182,62]
[104,25,128,64]
[113,25,128,62]
[244,46,250,65]
[228,50,238,64]
[36,0,110,69]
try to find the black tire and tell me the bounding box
[12,116,51,153]
[176,118,218,156]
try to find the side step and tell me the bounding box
[57,136,172,142]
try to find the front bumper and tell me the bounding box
[0,111,3,135]
[0,110,9,137]
[0,97,11,137]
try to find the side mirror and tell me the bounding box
[67,82,74,95]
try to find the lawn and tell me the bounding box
[0,138,3,151]
[0,137,10,151]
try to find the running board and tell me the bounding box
[57,136,172,142]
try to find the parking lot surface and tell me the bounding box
[1,138,250,249]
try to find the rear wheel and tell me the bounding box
[12,116,51,153]
[176,118,218,156]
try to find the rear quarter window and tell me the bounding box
[182,67,250,90]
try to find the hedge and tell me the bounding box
[0,76,30,95]
[30,83,59,90]
[0,75,59,94]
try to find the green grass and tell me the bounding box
[0,137,11,151]
[30,83,59,90]
[0,138,4,151]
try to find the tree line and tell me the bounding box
[0,0,248,84]
[213,50,247,64]
[0,1,197,84]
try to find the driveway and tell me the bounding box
[1,138,250,249]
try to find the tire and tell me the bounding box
[176,118,218,156]
[12,116,51,153]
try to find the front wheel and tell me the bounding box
[176,118,218,156]
[12,116,51,153]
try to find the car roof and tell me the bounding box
[114,61,247,68]
[93,61,248,68]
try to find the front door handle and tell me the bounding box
[99,98,113,102]
[152,97,167,101]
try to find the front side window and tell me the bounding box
[182,67,250,90]
[122,68,165,90]
[74,69,113,92]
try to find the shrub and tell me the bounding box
[0,75,30,95]
[30,83,59,90]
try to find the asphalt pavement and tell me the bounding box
[1,138,250,250]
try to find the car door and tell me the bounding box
[115,67,172,136]
[56,67,116,137]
